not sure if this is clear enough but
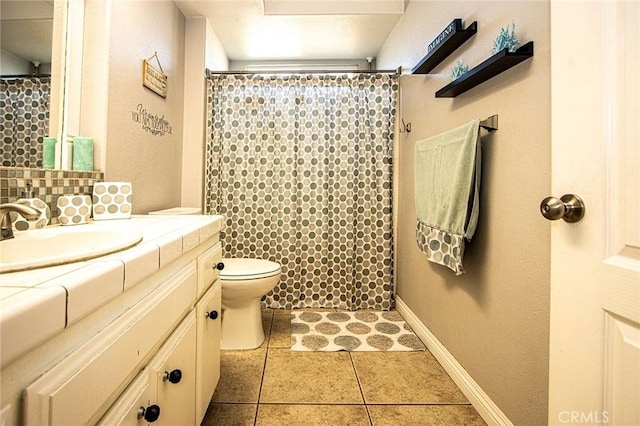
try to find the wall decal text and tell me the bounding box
[131,103,173,136]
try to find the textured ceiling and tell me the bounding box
[0,1,54,65]
[174,0,405,61]
[1,0,405,67]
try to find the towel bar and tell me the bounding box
[479,115,498,131]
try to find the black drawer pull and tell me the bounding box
[138,404,160,422]
[163,369,182,384]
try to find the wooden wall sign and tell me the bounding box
[142,52,167,98]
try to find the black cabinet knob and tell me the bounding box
[138,404,161,422]
[215,262,225,270]
[163,369,182,384]
[206,310,219,320]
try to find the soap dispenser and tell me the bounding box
[10,183,51,231]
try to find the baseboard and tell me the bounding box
[396,296,513,426]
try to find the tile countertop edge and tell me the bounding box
[0,215,224,288]
[0,215,224,367]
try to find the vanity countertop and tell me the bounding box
[0,214,224,368]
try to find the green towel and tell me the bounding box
[414,119,481,239]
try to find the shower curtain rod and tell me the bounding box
[0,74,51,79]
[205,67,402,77]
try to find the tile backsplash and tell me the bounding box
[0,167,104,224]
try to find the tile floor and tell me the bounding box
[202,309,486,426]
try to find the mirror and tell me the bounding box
[0,0,66,169]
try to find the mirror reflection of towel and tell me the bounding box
[414,119,481,275]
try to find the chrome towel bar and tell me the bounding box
[479,115,498,132]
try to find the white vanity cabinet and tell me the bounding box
[0,216,224,426]
[23,265,197,426]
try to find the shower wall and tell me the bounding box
[377,2,551,425]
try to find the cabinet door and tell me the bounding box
[96,371,157,426]
[149,311,197,426]
[197,242,222,297]
[195,280,221,423]
[1,403,14,426]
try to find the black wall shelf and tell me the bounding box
[412,19,477,74]
[435,41,534,98]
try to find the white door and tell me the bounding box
[548,1,640,425]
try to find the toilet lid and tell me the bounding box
[219,258,281,280]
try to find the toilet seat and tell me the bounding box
[220,258,281,281]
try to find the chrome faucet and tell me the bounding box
[0,202,41,240]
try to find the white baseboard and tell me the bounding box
[396,296,513,426]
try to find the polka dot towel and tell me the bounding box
[291,311,425,352]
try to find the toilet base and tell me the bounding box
[220,299,265,350]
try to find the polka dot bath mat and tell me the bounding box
[291,311,426,352]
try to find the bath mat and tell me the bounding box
[291,311,426,352]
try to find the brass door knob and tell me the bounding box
[540,194,585,223]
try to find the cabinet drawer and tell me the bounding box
[96,370,155,426]
[195,280,221,422]
[24,263,197,426]
[197,242,222,297]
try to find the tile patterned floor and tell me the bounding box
[201,309,486,426]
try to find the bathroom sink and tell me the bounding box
[0,222,143,273]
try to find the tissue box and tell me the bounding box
[57,195,91,226]
[92,182,133,220]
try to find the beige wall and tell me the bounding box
[80,0,185,213]
[181,17,229,209]
[377,2,551,425]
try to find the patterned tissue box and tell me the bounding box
[10,199,51,231]
[92,182,133,220]
[57,195,92,226]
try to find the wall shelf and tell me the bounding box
[435,41,534,98]
[412,19,477,74]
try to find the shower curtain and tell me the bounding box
[205,73,398,310]
[0,77,50,168]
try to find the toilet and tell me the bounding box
[219,258,281,350]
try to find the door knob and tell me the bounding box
[540,194,585,223]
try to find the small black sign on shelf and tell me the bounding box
[412,19,477,74]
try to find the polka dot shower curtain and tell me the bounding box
[0,77,50,167]
[205,73,398,310]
